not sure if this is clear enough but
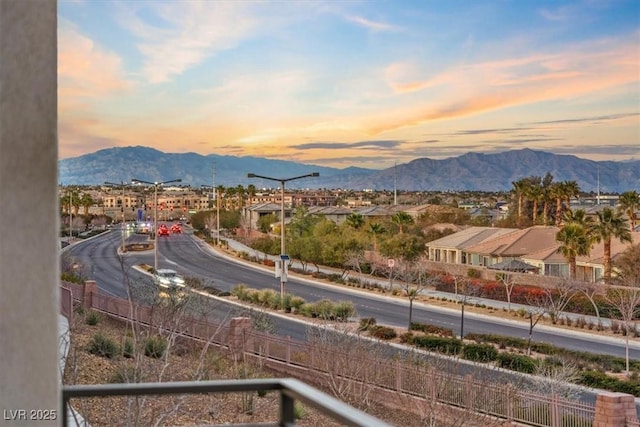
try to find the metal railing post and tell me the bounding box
[280,390,295,426]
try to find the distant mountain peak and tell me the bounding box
[58,147,639,192]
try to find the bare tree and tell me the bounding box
[399,352,512,427]
[529,358,581,399]
[306,324,387,410]
[575,281,604,321]
[605,285,640,375]
[525,280,579,355]
[395,257,434,331]
[495,272,517,311]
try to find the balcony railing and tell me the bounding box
[62,378,391,427]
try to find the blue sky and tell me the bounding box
[58,0,640,168]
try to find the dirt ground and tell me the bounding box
[64,315,422,427]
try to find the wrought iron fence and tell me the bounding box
[62,285,601,427]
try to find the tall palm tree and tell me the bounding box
[391,211,413,234]
[80,193,95,216]
[511,179,529,223]
[563,180,580,209]
[541,173,554,225]
[236,185,246,210]
[563,207,593,226]
[591,207,633,282]
[368,222,385,251]
[525,181,543,224]
[550,182,567,226]
[618,190,639,232]
[246,184,257,207]
[556,223,592,280]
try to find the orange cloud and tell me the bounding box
[371,36,639,134]
[58,22,131,112]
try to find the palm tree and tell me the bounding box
[556,223,592,279]
[563,180,580,209]
[511,179,529,223]
[541,173,554,225]
[345,213,365,229]
[618,190,639,232]
[80,193,95,216]
[368,222,385,251]
[391,211,413,234]
[590,207,633,282]
[550,182,568,226]
[236,184,246,210]
[525,181,543,224]
[246,184,257,207]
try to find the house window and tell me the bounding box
[461,252,467,264]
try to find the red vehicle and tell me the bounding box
[157,224,170,236]
[171,224,182,234]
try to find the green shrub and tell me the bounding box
[144,336,167,359]
[411,322,454,337]
[111,366,143,383]
[467,268,481,278]
[462,344,498,363]
[497,353,536,374]
[290,296,306,312]
[85,311,101,326]
[413,335,462,354]
[122,338,134,358]
[88,333,120,359]
[314,299,335,319]
[579,371,640,396]
[399,332,414,344]
[294,402,307,420]
[231,285,249,300]
[358,317,376,331]
[332,301,355,321]
[369,325,397,340]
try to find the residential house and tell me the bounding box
[426,226,518,264]
[575,231,640,282]
[242,202,288,231]
[464,226,560,268]
[307,206,353,225]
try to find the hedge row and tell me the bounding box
[231,285,355,321]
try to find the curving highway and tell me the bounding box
[64,227,640,360]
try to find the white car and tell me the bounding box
[154,269,185,289]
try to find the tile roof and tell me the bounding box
[465,225,560,257]
[426,226,518,249]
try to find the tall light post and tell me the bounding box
[132,178,182,272]
[104,181,127,251]
[247,172,319,308]
[68,188,73,242]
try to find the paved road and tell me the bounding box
[64,228,640,360]
[63,228,640,413]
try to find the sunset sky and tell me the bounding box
[58,0,639,169]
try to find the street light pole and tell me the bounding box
[69,189,73,242]
[247,172,319,309]
[132,178,182,272]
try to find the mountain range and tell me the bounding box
[58,146,639,193]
